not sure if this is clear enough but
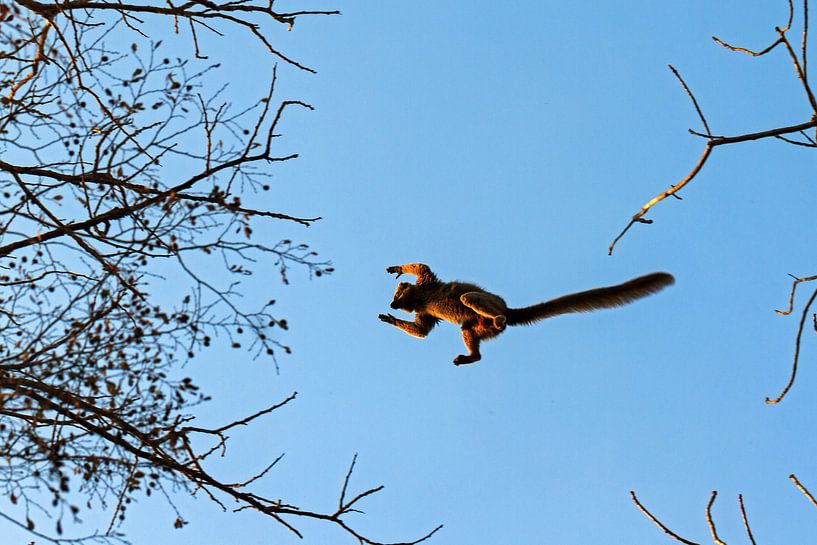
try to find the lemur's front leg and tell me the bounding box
[386,263,438,285]
[378,312,438,338]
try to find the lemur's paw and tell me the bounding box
[386,266,403,278]
[378,313,397,324]
[494,315,507,330]
[453,354,479,366]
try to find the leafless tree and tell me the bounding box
[631,474,817,545]
[612,2,817,541]
[608,0,817,406]
[0,1,441,543]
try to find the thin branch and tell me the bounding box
[774,133,817,146]
[609,118,817,255]
[609,142,712,255]
[790,473,817,508]
[229,453,284,489]
[630,491,703,545]
[803,0,810,82]
[669,65,711,136]
[776,27,817,114]
[705,491,727,545]
[738,494,757,545]
[338,453,358,513]
[182,391,297,435]
[775,274,817,315]
[766,286,817,404]
[712,34,785,56]
[711,0,792,55]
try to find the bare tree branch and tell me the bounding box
[630,491,702,545]
[609,0,817,255]
[790,473,817,508]
[0,1,434,543]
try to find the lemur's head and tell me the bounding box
[390,282,417,312]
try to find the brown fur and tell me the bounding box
[378,263,674,365]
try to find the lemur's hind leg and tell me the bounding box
[461,292,508,330]
[453,326,481,366]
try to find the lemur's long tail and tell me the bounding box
[505,272,674,326]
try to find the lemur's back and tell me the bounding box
[422,281,506,325]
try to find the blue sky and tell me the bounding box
[10,1,817,544]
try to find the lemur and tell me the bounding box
[378,263,674,365]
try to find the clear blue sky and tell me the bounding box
[13,1,817,544]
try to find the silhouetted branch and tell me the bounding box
[629,491,702,545]
[609,1,817,255]
[738,494,758,545]
[607,1,817,405]
[766,285,817,404]
[636,480,817,544]
[0,1,431,543]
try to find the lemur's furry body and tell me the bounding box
[378,263,674,365]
